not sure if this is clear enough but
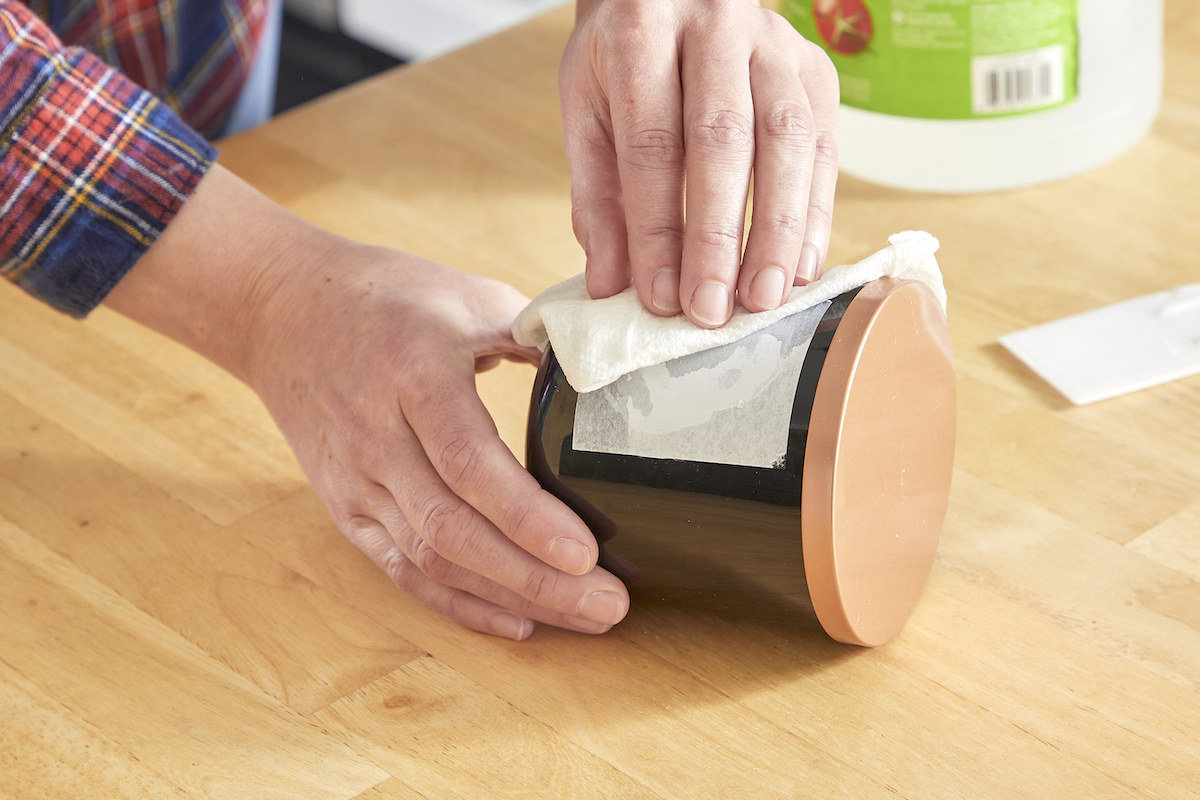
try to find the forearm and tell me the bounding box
[106,164,625,640]
[103,164,341,386]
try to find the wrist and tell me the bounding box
[103,164,344,387]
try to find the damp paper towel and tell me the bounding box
[512,231,947,469]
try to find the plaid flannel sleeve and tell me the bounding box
[1,1,216,318]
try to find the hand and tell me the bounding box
[560,0,840,327]
[106,166,630,640]
[252,248,631,640]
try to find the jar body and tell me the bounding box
[524,280,958,645]
[780,0,1164,192]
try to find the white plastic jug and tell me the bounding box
[778,0,1164,193]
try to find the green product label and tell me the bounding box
[780,0,1078,119]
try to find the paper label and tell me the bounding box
[779,0,1078,119]
[572,303,829,469]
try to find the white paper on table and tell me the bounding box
[999,283,1200,406]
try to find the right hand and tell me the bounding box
[560,0,841,327]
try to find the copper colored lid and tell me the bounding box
[801,278,957,647]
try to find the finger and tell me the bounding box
[401,357,603,576]
[562,73,632,299]
[373,429,631,628]
[679,30,756,328]
[341,514,536,640]
[606,31,687,316]
[371,512,620,636]
[381,384,630,628]
[794,40,840,284]
[739,47,817,310]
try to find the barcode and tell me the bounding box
[971,44,1066,115]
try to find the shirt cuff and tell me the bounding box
[1,47,217,318]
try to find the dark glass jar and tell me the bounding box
[526,278,957,646]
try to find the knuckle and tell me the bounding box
[763,7,800,38]
[767,210,808,240]
[417,497,475,559]
[571,196,623,237]
[813,131,839,165]
[521,568,559,606]
[397,362,443,408]
[693,222,744,251]
[432,428,487,489]
[805,200,833,234]
[571,200,619,254]
[382,549,416,588]
[689,109,755,151]
[621,126,685,170]
[761,101,815,142]
[443,591,476,627]
[411,537,454,581]
[502,493,537,543]
[633,221,685,244]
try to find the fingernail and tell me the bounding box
[651,269,681,313]
[564,615,613,634]
[548,537,591,574]
[491,612,532,641]
[748,267,787,310]
[690,281,730,327]
[798,244,821,284]
[577,590,627,626]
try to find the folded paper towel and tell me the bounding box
[513,231,947,393]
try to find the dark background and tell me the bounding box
[274,10,405,115]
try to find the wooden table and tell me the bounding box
[3,4,1199,798]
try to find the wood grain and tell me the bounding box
[4,2,1200,797]
[0,518,387,798]
[0,662,187,800]
[0,390,424,716]
[314,656,660,799]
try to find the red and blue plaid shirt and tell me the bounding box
[1,0,268,317]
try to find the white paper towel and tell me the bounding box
[513,231,946,393]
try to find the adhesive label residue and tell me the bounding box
[779,0,1078,119]
[572,302,829,469]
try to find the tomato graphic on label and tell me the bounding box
[812,0,874,56]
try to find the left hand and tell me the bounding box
[106,165,631,641]
[560,0,841,328]
[245,246,632,640]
